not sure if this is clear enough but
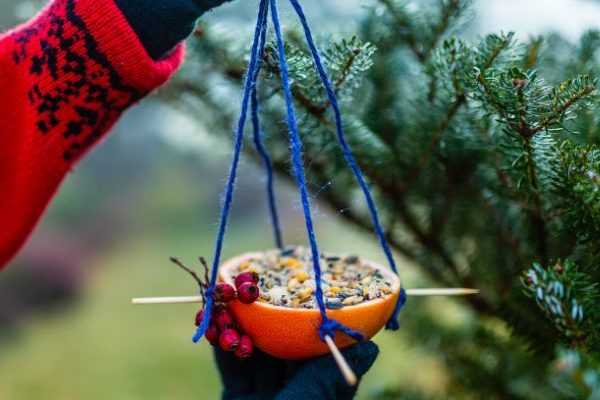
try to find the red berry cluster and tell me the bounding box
[194,271,260,359]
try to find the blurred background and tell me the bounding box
[1,0,600,399]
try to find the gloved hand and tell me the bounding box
[214,341,379,400]
[115,0,235,59]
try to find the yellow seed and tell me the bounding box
[328,286,342,295]
[342,296,356,305]
[239,261,252,271]
[259,293,271,302]
[361,276,372,285]
[282,258,302,269]
[342,296,364,305]
[287,278,300,290]
[297,287,313,301]
[294,271,310,283]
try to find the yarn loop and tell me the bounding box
[194,0,407,346]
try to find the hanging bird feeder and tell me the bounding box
[132,0,479,386]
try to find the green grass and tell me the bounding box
[0,224,449,399]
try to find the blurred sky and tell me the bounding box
[6,0,600,39]
[205,0,600,40]
[479,0,600,41]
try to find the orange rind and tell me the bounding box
[219,252,401,360]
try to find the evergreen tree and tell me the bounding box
[168,1,600,398]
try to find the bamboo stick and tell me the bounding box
[131,296,204,305]
[404,288,480,296]
[131,289,479,384]
[324,335,357,386]
[131,288,479,305]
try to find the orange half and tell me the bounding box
[219,252,401,360]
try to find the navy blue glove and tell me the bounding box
[115,0,234,60]
[214,341,379,400]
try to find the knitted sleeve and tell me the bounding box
[0,0,184,269]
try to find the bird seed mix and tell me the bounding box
[233,246,394,309]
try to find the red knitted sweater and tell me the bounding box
[0,0,184,269]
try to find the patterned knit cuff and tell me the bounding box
[76,0,185,92]
[4,0,185,162]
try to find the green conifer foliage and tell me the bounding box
[168,1,600,397]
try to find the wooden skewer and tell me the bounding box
[324,335,357,386]
[131,289,478,386]
[131,296,204,305]
[131,299,359,385]
[131,288,479,305]
[405,288,480,296]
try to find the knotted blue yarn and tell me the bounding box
[250,1,284,250]
[193,0,269,343]
[269,0,364,343]
[195,0,406,345]
[319,319,364,343]
[288,0,407,330]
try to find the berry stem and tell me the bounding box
[170,257,207,303]
[199,257,211,290]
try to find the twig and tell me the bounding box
[170,257,207,304]
[199,257,211,288]
[379,0,426,62]
[170,257,205,288]
[535,84,595,133]
[522,137,549,265]
[402,93,466,189]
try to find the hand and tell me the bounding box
[114,0,237,60]
[214,341,379,400]
[195,0,235,13]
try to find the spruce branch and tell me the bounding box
[552,141,600,243]
[427,0,469,54]
[165,3,600,396]
[523,260,600,351]
[537,76,597,132]
[523,135,549,264]
[378,0,426,62]
[262,37,376,119]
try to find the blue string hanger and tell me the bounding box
[193,0,270,343]
[286,0,407,330]
[250,1,284,251]
[194,0,407,345]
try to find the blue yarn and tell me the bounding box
[196,0,405,346]
[193,0,269,343]
[319,319,364,343]
[288,0,407,330]
[269,0,364,343]
[386,288,407,330]
[250,2,284,250]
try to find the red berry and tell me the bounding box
[195,309,205,327]
[212,303,226,315]
[235,335,254,359]
[235,272,259,289]
[213,283,236,303]
[214,308,235,330]
[237,282,260,304]
[219,329,241,352]
[205,323,220,346]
